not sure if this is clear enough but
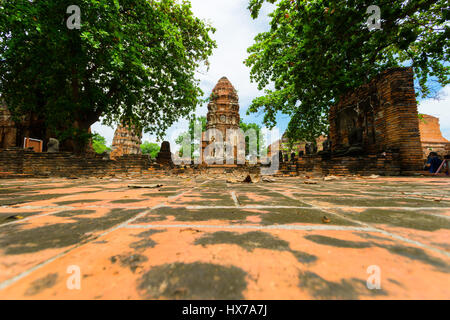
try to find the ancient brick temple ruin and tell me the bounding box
[419,114,450,158]
[0,68,448,178]
[0,103,44,151]
[156,141,173,166]
[206,77,241,134]
[0,104,17,149]
[328,67,423,172]
[110,124,142,159]
[201,77,242,164]
[273,133,327,157]
[276,68,433,176]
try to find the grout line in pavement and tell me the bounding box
[6,204,450,210]
[0,208,71,228]
[230,191,240,207]
[181,205,450,212]
[257,184,450,258]
[0,239,96,291]
[0,180,211,291]
[124,223,374,232]
[1,179,449,292]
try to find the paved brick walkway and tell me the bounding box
[0,176,449,299]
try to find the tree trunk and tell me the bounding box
[60,116,98,154]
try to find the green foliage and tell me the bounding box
[239,120,264,156]
[175,116,206,158]
[246,0,449,142]
[91,132,110,154]
[0,0,216,150]
[175,116,207,145]
[141,141,160,159]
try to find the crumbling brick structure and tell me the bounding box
[329,67,423,172]
[0,103,18,149]
[205,76,240,135]
[0,148,159,178]
[110,124,142,159]
[419,114,450,158]
[156,141,173,166]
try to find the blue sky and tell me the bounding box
[92,0,450,146]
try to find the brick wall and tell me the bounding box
[0,149,161,177]
[0,148,413,178]
[0,148,24,173]
[329,67,423,172]
[275,151,401,176]
[319,152,401,176]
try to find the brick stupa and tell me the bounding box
[206,77,240,134]
[202,77,241,164]
[110,124,142,159]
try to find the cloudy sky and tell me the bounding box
[92,0,450,146]
[417,85,450,139]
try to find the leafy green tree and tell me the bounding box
[0,0,216,152]
[141,141,160,158]
[175,116,206,158]
[246,0,449,142]
[91,132,111,154]
[175,116,208,144]
[239,121,264,156]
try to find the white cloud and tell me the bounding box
[92,0,275,147]
[418,85,450,140]
[91,121,115,143]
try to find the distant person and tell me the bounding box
[425,152,442,173]
[443,155,450,176]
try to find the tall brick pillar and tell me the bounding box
[380,68,423,172]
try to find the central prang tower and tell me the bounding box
[206,76,240,135]
[201,77,241,165]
